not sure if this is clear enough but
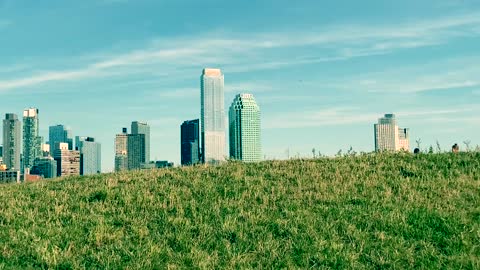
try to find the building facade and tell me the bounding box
[127,134,145,170]
[181,119,200,165]
[53,143,80,177]
[3,114,22,171]
[31,157,57,179]
[115,128,128,172]
[229,93,262,162]
[0,170,20,183]
[23,108,42,171]
[200,68,226,164]
[49,125,74,152]
[76,136,101,175]
[131,121,150,164]
[374,114,410,152]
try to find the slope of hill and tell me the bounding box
[0,153,479,269]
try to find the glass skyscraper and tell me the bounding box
[131,121,150,164]
[127,134,145,170]
[23,108,42,171]
[3,113,21,171]
[76,136,101,175]
[229,93,262,162]
[181,119,200,165]
[200,68,226,164]
[49,125,74,151]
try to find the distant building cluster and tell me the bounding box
[0,109,101,183]
[1,68,430,183]
[178,68,262,166]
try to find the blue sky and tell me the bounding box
[1,0,479,172]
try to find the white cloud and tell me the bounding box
[1,12,479,92]
[0,20,12,29]
[264,106,478,129]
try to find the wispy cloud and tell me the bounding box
[1,12,479,92]
[0,20,12,29]
[264,106,478,129]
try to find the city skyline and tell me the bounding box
[0,1,479,171]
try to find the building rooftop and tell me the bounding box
[203,68,222,76]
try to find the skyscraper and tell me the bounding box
[76,136,101,175]
[115,128,128,172]
[131,121,150,164]
[3,114,21,171]
[374,114,410,152]
[127,134,145,170]
[229,93,262,162]
[23,108,42,171]
[53,142,80,177]
[200,68,226,164]
[49,125,74,151]
[181,119,200,165]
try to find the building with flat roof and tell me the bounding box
[374,114,410,152]
[181,119,200,166]
[200,68,226,164]
[54,143,80,177]
[23,108,42,171]
[3,114,21,171]
[76,136,101,175]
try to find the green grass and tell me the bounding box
[0,152,479,269]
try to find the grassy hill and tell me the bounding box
[0,153,479,269]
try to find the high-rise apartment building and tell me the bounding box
[49,125,73,152]
[127,134,145,170]
[374,114,410,152]
[115,128,128,172]
[76,136,101,175]
[131,121,150,164]
[200,68,226,164]
[23,108,42,170]
[229,94,262,162]
[181,119,200,166]
[53,143,80,177]
[3,114,21,171]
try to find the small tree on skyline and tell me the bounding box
[463,140,472,151]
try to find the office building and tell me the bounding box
[181,119,200,165]
[49,125,74,151]
[131,121,150,164]
[200,68,226,164]
[229,93,262,162]
[53,143,80,177]
[3,114,21,171]
[76,136,101,175]
[127,134,145,170]
[31,157,57,179]
[23,108,42,170]
[115,128,128,172]
[374,114,410,152]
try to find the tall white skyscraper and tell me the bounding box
[374,114,410,152]
[200,68,226,164]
